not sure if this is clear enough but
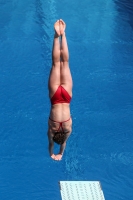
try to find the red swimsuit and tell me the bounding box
[49,117,71,132]
[51,85,71,105]
[50,85,72,128]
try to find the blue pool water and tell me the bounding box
[0,0,133,199]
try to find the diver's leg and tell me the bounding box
[60,20,73,96]
[48,20,61,98]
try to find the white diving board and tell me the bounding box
[59,181,105,200]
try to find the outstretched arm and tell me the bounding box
[47,130,55,159]
[59,142,66,155]
[49,141,54,157]
[55,131,71,161]
[53,142,66,161]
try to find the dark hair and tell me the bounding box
[53,131,66,145]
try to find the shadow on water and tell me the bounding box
[114,0,133,29]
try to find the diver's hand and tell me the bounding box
[51,153,62,161]
[51,154,56,160]
[55,154,63,161]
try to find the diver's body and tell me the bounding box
[47,20,73,161]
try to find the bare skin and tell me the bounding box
[47,19,73,161]
[54,20,60,36]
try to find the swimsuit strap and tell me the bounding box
[57,122,63,132]
[49,117,71,132]
[49,117,70,124]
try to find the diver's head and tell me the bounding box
[53,131,66,145]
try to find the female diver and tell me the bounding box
[47,19,73,161]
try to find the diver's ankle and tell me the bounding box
[54,32,60,38]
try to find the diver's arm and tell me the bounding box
[59,142,66,155]
[47,130,54,157]
[58,131,71,156]
[49,141,54,156]
[53,143,66,161]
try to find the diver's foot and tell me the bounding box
[54,20,60,37]
[59,19,66,35]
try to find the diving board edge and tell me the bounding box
[59,181,105,200]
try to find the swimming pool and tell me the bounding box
[0,0,133,199]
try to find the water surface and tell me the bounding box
[0,0,133,199]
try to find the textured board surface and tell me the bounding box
[59,181,105,200]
